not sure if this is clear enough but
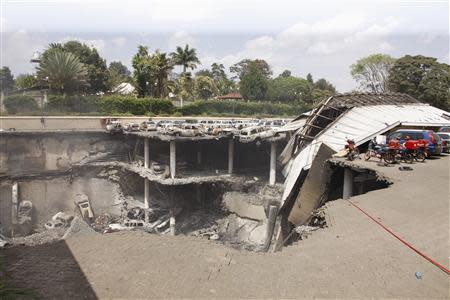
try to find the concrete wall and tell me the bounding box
[0,133,131,173]
[0,176,124,235]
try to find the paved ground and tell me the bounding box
[2,155,449,299]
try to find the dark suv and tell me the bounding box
[387,129,442,155]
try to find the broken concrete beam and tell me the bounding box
[223,195,267,221]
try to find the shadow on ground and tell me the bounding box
[1,240,97,299]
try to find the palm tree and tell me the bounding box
[36,49,88,94]
[170,44,200,74]
[152,50,174,98]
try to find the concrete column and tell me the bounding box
[228,139,234,174]
[144,179,150,223]
[11,182,18,224]
[170,212,176,236]
[264,205,278,251]
[343,168,354,199]
[0,91,4,113]
[269,142,277,185]
[197,145,202,165]
[144,138,149,169]
[170,140,176,179]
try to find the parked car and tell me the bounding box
[387,129,442,155]
[162,124,204,137]
[437,132,450,153]
[438,126,450,133]
[108,219,145,231]
[239,126,275,143]
[75,194,95,223]
[0,234,11,248]
[124,123,141,132]
[140,120,158,131]
[106,120,123,134]
[44,219,65,230]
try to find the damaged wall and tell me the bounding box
[0,133,132,174]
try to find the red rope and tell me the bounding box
[347,200,450,275]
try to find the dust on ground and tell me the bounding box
[2,155,449,299]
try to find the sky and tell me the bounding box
[0,0,449,91]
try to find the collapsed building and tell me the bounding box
[273,92,450,248]
[1,92,449,252]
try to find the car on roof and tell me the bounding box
[162,124,204,137]
[387,129,442,155]
[157,120,174,128]
[0,234,12,248]
[438,126,450,133]
[105,120,123,134]
[239,126,275,143]
[437,132,450,153]
[140,120,158,131]
[124,123,141,132]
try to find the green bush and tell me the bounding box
[4,95,39,114]
[179,100,309,116]
[45,95,175,115]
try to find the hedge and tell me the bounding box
[45,95,175,115]
[4,95,39,114]
[180,100,309,116]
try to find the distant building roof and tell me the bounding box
[325,92,420,108]
[111,82,135,95]
[216,92,243,100]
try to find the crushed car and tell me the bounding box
[239,126,275,143]
[140,120,158,131]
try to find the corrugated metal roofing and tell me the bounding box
[327,92,420,107]
[281,103,450,202]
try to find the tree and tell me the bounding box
[36,49,88,94]
[230,59,272,80]
[132,46,152,97]
[132,46,173,98]
[211,63,226,79]
[42,41,109,94]
[170,44,200,74]
[314,78,336,94]
[0,67,15,93]
[388,55,450,109]
[194,76,217,100]
[239,61,268,100]
[351,53,396,93]
[306,73,313,84]
[279,70,291,78]
[15,74,37,89]
[195,69,213,78]
[267,76,310,103]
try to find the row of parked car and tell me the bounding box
[387,127,450,155]
[105,118,289,142]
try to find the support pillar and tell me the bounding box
[144,179,149,223]
[144,138,149,168]
[170,211,176,236]
[269,142,277,185]
[264,205,278,251]
[169,187,176,235]
[343,168,354,199]
[170,140,176,179]
[197,144,202,165]
[228,139,234,174]
[11,182,18,224]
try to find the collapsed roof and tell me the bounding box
[280,92,450,203]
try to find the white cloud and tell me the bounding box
[59,36,106,52]
[168,30,195,49]
[112,36,127,47]
[0,17,7,32]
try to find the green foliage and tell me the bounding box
[351,53,396,92]
[193,76,218,100]
[59,41,109,93]
[108,61,131,89]
[132,46,173,98]
[180,100,309,116]
[279,70,292,78]
[4,95,39,114]
[0,66,15,92]
[45,95,175,115]
[388,55,450,110]
[239,62,269,100]
[15,74,37,89]
[267,76,310,103]
[230,59,272,80]
[37,49,88,94]
[170,44,200,73]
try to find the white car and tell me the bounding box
[108,219,145,231]
[45,219,65,230]
[105,120,123,133]
[124,123,140,132]
[0,234,11,248]
[239,126,275,143]
[140,120,158,131]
